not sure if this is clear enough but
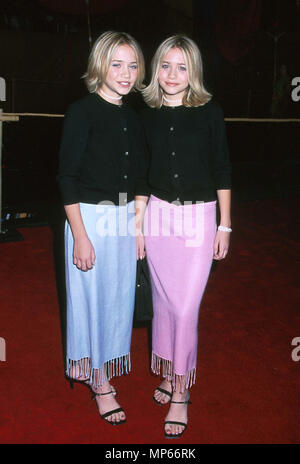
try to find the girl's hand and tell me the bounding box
[213,229,230,260]
[136,230,145,260]
[73,235,95,271]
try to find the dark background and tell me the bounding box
[0,0,300,228]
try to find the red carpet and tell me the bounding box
[0,198,299,444]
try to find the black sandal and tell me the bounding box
[92,390,126,426]
[153,386,173,405]
[164,393,191,439]
[67,375,90,389]
[67,375,117,396]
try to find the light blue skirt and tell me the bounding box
[64,201,136,388]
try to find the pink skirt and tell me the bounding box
[144,195,217,392]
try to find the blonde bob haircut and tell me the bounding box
[83,31,145,93]
[142,35,212,108]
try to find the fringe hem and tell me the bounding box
[151,352,196,393]
[66,353,131,389]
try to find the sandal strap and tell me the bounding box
[164,421,187,428]
[93,390,114,397]
[156,387,172,398]
[101,407,124,420]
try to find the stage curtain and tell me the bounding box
[215,0,262,64]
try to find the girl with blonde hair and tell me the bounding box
[58,31,148,426]
[136,34,232,438]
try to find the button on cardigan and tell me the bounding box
[57,92,149,206]
[140,98,232,203]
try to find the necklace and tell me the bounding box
[99,89,122,101]
[163,95,182,104]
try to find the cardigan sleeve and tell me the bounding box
[57,101,89,205]
[210,102,232,190]
[134,118,151,197]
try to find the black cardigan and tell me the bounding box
[140,98,232,203]
[57,92,149,206]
